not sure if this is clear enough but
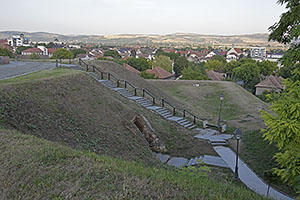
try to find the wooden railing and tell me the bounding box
[142,89,155,105]
[161,99,176,116]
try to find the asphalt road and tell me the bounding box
[0,61,56,80]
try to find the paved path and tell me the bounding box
[0,61,77,80]
[214,146,294,200]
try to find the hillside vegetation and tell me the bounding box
[0,67,215,165]
[0,129,267,200]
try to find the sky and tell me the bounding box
[0,0,286,36]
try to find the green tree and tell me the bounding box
[258,60,278,76]
[223,61,239,78]
[51,49,74,60]
[16,46,31,55]
[139,71,155,79]
[181,65,207,80]
[212,55,227,64]
[70,49,86,57]
[126,57,151,71]
[262,0,300,195]
[174,56,189,76]
[205,60,224,72]
[0,48,14,58]
[103,50,121,59]
[233,62,260,90]
[29,53,40,59]
[152,55,172,73]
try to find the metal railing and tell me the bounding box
[142,89,156,105]
[124,80,137,96]
[79,58,89,71]
[78,62,212,128]
[161,99,176,116]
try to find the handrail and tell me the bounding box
[161,99,176,115]
[107,72,120,87]
[79,58,89,71]
[183,109,197,124]
[125,80,137,96]
[142,89,155,105]
[92,65,105,79]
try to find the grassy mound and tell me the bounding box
[0,68,215,165]
[0,129,267,200]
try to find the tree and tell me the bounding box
[0,48,14,58]
[262,0,300,195]
[139,71,155,79]
[233,62,260,90]
[126,57,151,71]
[152,55,172,73]
[51,48,74,60]
[223,61,239,78]
[70,49,86,57]
[29,53,40,59]
[205,60,224,72]
[16,46,31,55]
[258,60,278,76]
[181,65,207,80]
[212,55,226,64]
[103,50,121,59]
[174,56,189,76]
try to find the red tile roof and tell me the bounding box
[146,67,173,79]
[23,48,43,53]
[48,48,56,53]
[206,70,225,81]
[163,49,177,53]
[124,63,140,74]
[255,75,284,89]
[234,48,243,54]
[0,39,7,44]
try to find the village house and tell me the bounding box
[206,70,226,81]
[255,75,284,95]
[21,48,44,56]
[226,46,243,62]
[146,67,174,79]
[123,63,140,74]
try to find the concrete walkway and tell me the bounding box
[214,146,294,200]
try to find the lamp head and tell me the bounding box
[234,128,242,139]
[220,93,224,101]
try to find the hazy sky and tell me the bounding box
[0,0,286,35]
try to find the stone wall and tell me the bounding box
[0,56,9,65]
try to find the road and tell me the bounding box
[0,61,56,80]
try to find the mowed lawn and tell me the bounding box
[149,80,269,130]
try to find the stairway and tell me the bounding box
[88,72,196,130]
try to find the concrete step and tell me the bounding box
[183,123,194,128]
[188,125,196,129]
[177,118,188,123]
[210,140,228,146]
[156,110,170,115]
[178,121,190,126]
[162,114,173,118]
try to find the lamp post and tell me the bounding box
[54,38,58,67]
[217,93,224,128]
[234,128,242,181]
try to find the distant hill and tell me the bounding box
[0,31,284,48]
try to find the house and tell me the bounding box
[21,48,44,56]
[7,34,30,47]
[48,48,57,57]
[146,67,174,79]
[255,75,284,95]
[206,70,226,81]
[37,46,48,55]
[226,45,242,61]
[123,63,140,74]
[266,52,284,62]
[251,47,266,60]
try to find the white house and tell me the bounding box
[7,34,30,47]
[250,47,266,60]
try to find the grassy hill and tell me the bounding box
[148,80,269,130]
[0,129,267,199]
[0,67,216,164]
[0,66,270,199]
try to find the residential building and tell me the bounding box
[206,70,226,81]
[123,63,140,74]
[146,67,174,79]
[7,34,30,47]
[21,48,43,56]
[266,52,284,62]
[255,75,284,95]
[250,47,266,60]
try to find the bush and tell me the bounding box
[139,71,155,79]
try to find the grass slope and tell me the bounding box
[148,80,269,130]
[0,68,215,165]
[0,129,267,200]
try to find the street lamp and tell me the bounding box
[217,93,224,128]
[54,38,58,67]
[234,128,242,181]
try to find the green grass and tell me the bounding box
[0,129,268,200]
[0,68,81,85]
